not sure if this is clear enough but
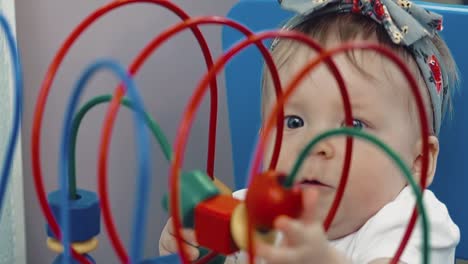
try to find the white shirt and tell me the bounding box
[231,186,460,263]
[329,186,459,263]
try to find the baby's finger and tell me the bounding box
[160,234,200,261]
[301,187,319,224]
[165,218,174,233]
[274,216,307,246]
[256,241,299,264]
[168,229,199,247]
[165,218,198,246]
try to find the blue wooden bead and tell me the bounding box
[52,254,95,264]
[46,189,100,242]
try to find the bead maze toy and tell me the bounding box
[1,0,467,263]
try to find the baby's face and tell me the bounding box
[263,39,421,239]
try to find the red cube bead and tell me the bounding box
[194,195,241,255]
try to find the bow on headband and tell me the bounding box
[277,0,448,134]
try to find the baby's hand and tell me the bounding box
[159,218,200,261]
[255,188,348,264]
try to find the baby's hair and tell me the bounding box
[261,13,459,134]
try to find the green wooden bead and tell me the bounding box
[162,170,219,228]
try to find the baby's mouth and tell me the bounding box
[298,179,333,189]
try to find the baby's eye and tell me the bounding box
[342,119,366,130]
[284,115,304,129]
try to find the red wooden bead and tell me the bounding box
[194,195,241,255]
[245,171,303,230]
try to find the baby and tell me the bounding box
[159,0,460,263]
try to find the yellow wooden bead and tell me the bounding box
[47,237,98,254]
[230,203,277,250]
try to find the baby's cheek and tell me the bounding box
[339,178,384,232]
[270,138,298,171]
[346,152,397,207]
[315,194,334,221]
[262,136,277,167]
[351,154,403,205]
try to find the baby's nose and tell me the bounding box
[309,139,334,159]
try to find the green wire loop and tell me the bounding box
[285,127,429,264]
[69,94,173,199]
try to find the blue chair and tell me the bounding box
[222,0,468,260]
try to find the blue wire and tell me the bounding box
[60,59,151,263]
[0,14,23,219]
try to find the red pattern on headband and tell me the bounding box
[428,55,442,94]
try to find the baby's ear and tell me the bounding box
[411,136,439,187]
